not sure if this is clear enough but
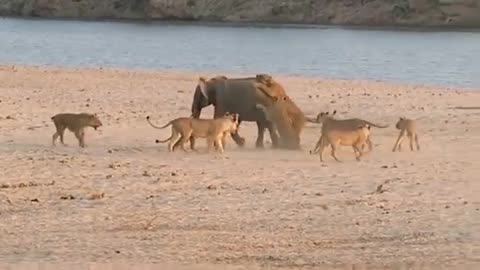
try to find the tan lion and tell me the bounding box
[311,110,389,152]
[311,125,371,162]
[392,117,420,152]
[51,113,103,148]
[309,111,371,162]
[254,82,307,150]
[146,113,239,153]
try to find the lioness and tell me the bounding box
[51,113,103,148]
[392,117,420,152]
[146,113,239,153]
[310,110,389,129]
[310,110,388,152]
[310,124,371,162]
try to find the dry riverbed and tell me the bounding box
[0,65,479,269]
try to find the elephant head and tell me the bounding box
[191,76,228,118]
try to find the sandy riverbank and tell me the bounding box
[0,65,479,269]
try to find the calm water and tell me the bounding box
[1,17,479,88]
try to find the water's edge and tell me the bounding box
[3,15,480,32]
[1,17,479,89]
[3,64,478,92]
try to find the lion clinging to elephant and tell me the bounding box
[183,74,307,150]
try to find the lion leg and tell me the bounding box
[59,128,67,146]
[168,132,182,152]
[177,135,191,153]
[330,142,342,162]
[310,136,323,155]
[352,144,363,161]
[207,137,216,153]
[79,130,86,148]
[172,135,190,151]
[189,136,196,151]
[392,130,405,152]
[171,138,181,151]
[318,138,328,162]
[215,137,225,154]
[415,133,420,151]
[266,121,279,149]
[52,132,59,146]
[59,126,67,146]
[366,137,373,152]
[74,129,85,148]
[319,147,324,162]
[408,132,414,151]
[53,126,67,146]
[170,128,192,151]
[221,132,228,150]
[211,134,224,152]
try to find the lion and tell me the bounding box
[255,74,273,86]
[256,95,306,149]
[189,74,285,150]
[51,113,103,148]
[392,117,420,152]
[309,116,371,162]
[254,82,307,150]
[146,113,239,153]
[311,110,389,152]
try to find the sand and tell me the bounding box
[0,65,479,270]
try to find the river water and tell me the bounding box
[1,17,479,88]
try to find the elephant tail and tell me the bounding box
[146,116,172,129]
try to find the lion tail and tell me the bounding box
[146,116,172,129]
[155,135,172,144]
[363,120,388,128]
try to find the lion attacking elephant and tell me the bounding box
[183,73,306,150]
[255,86,307,150]
[188,74,284,149]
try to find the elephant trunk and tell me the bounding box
[191,86,207,118]
[191,106,201,118]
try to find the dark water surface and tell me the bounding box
[1,17,479,88]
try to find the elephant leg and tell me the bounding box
[255,122,266,149]
[266,122,279,149]
[230,120,246,147]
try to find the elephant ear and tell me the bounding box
[198,77,209,99]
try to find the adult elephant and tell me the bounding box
[185,74,286,149]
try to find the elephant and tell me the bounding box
[185,74,283,150]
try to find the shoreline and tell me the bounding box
[3,15,480,33]
[2,63,479,92]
